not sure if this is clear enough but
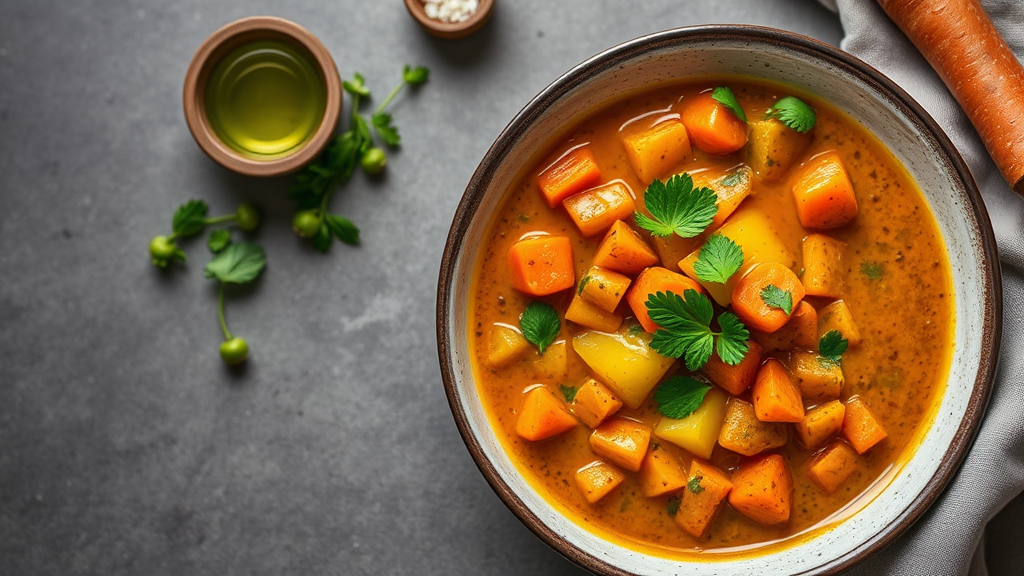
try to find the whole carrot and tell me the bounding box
[878,0,1024,196]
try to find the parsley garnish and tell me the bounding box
[633,174,718,239]
[693,235,744,284]
[204,242,267,366]
[767,96,816,133]
[654,376,711,419]
[645,290,750,370]
[861,261,884,280]
[173,200,209,237]
[560,385,578,403]
[149,200,262,268]
[577,274,591,296]
[687,475,705,495]
[207,229,231,254]
[760,284,793,315]
[666,496,681,517]
[711,86,747,122]
[819,330,849,365]
[520,302,560,354]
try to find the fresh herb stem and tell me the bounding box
[217,283,232,341]
[204,214,236,226]
[376,83,403,114]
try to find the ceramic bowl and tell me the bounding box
[436,25,1001,575]
[403,0,494,40]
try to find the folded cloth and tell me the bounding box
[818,1,1024,575]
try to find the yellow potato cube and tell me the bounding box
[818,300,862,346]
[621,118,692,184]
[572,327,675,409]
[653,387,729,459]
[487,323,530,368]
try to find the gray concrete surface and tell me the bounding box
[0,1,908,574]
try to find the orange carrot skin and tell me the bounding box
[676,459,733,538]
[728,454,793,525]
[638,446,689,497]
[792,151,858,229]
[808,440,858,494]
[626,267,704,333]
[702,340,763,396]
[592,220,660,275]
[507,235,575,296]
[731,262,806,333]
[795,399,846,449]
[589,417,653,472]
[681,93,747,155]
[515,386,579,441]
[536,147,602,208]
[575,461,627,504]
[751,358,805,423]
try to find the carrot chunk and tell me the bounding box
[515,386,579,442]
[507,235,575,296]
[795,400,846,449]
[747,118,812,182]
[536,146,602,208]
[752,301,818,353]
[589,417,653,472]
[621,118,692,183]
[818,300,862,346]
[731,262,806,334]
[578,266,631,313]
[842,397,887,454]
[792,151,858,229]
[592,220,660,275]
[563,181,637,237]
[808,440,858,494]
[728,454,793,526]
[639,445,689,498]
[802,234,846,298]
[788,350,844,402]
[701,339,763,396]
[681,92,748,155]
[571,378,623,429]
[575,461,626,504]
[699,166,755,229]
[751,359,805,423]
[717,398,788,457]
[626,267,704,333]
[565,294,623,333]
[675,459,733,538]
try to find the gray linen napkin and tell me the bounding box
[815,1,1024,575]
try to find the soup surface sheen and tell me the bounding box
[468,79,953,558]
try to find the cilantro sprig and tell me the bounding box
[760,285,793,315]
[520,301,560,354]
[654,376,711,419]
[148,200,261,267]
[687,475,705,495]
[711,86,747,122]
[634,174,718,239]
[645,290,750,371]
[767,96,816,133]
[819,329,849,365]
[204,242,267,365]
[693,235,744,284]
[560,385,578,403]
[289,65,429,252]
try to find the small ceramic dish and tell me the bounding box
[404,0,494,40]
[182,16,342,177]
[436,25,1001,575]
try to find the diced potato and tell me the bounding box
[621,118,692,184]
[487,323,530,368]
[578,266,631,313]
[563,181,637,237]
[590,417,653,472]
[802,234,846,298]
[533,340,568,378]
[788,350,844,402]
[572,327,675,409]
[693,165,755,229]
[571,378,623,429]
[818,300,862,346]
[747,118,812,182]
[654,387,729,459]
[717,397,788,456]
[651,233,704,273]
[575,461,626,504]
[795,400,846,449]
[752,301,818,353]
[565,294,623,333]
[639,445,689,497]
[678,206,797,305]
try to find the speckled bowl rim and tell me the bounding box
[436,25,1001,575]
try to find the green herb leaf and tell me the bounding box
[819,329,849,364]
[560,385,578,403]
[343,72,371,97]
[687,475,705,495]
[646,290,749,370]
[693,235,744,284]
[861,261,884,280]
[767,96,816,132]
[711,86,747,122]
[353,114,373,153]
[577,274,591,296]
[666,496,681,517]
[289,132,361,210]
[520,302,560,354]
[207,229,232,253]
[654,376,711,419]
[372,111,401,147]
[719,167,748,188]
[634,174,719,239]
[203,242,266,285]
[326,215,360,246]
[402,65,430,86]
[760,284,793,315]
[715,312,750,365]
[172,199,209,237]
[311,223,333,253]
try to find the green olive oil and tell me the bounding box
[204,40,326,158]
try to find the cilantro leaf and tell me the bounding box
[715,313,750,365]
[326,214,360,246]
[819,329,849,364]
[520,302,560,354]
[711,86,747,122]
[203,242,266,285]
[646,290,749,370]
[343,72,371,97]
[666,496,681,517]
[402,65,430,86]
[760,284,793,315]
[861,261,884,280]
[634,174,718,239]
[767,96,816,132]
[289,132,361,210]
[693,235,744,284]
[207,229,231,253]
[560,385,578,403]
[172,199,209,237]
[654,376,711,419]
[687,475,705,495]
[372,112,401,147]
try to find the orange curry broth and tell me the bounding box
[467,79,954,558]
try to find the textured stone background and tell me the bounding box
[0,1,1017,574]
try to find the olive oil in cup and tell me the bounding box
[204,40,326,158]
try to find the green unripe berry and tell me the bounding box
[236,202,261,232]
[149,235,184,267]
[360,148,387,175]
[292,210,321,238]
[219,337,249,365]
